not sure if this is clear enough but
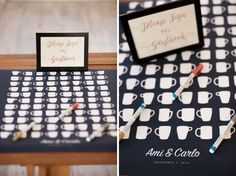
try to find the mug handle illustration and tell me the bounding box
[176,110,182,120]
[225,50,230,56]
[195,128,201,138]
[154,128,161,137]
[225,38,229,44]
[232,50,236,57]
[172,78,177,87]
[173,65,178,73]
[156,65,161,72]
[226,63,231,70]
[134,80,140,87]
[230,109,235,117]
[150,110,155,117]
[207,77,212,85]
[213,77,219,86]
[132,94,138,102]
[191,64,196,70]
[196,52,201,59]
[121,66,128,75]
[188,127,193,131]
[196,110,202,119]
[140,80,146,88]
[168,110,173,120]
[208,92,213,100]
[228,28,234,35]
[157,94,163,103]
[146,127,152,136]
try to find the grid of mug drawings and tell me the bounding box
[120,0,236,141]
[120,0,236,175]
[0,70,116,152]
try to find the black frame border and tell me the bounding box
[36,32,89,71]
[120,0,204,62]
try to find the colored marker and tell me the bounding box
[86,124,109,142]
[12,103,79,141]
[209,114,236,154]
[172,64,203,100]
[119,103,146,141]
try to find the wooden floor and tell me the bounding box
[0,1,117,176]
[0,165,116,176]
[0,1,117,54]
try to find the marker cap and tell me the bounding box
[193,64,204,76]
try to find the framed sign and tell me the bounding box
[36,33,88,71]
[120,0,204,62]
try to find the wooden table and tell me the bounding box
[0,53,117,176]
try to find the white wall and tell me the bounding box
[0,0,6,4]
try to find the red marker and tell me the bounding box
[58,103,79,120]
[172,64,203,100]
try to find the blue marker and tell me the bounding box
[209,114,236,154]
[119,103,146,141]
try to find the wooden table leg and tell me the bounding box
[26,165,35,176]
[39,165,70,176]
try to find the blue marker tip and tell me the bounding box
[172,93,177,100]
[209,146,216,154]
[140,103,146,109]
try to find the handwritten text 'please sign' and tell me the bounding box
[46,40,80,64]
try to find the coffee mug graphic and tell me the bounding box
[140,92,154,105]
[195,126,212,140]
[155,126,171,140]
[158,108,173,122]
[136,126,152,140]
[177,108,195,122]
[139,109,155,122]
[177,126,193,140]
[196,108,212,122]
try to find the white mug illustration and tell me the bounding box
[196,108,212,122]
[160,77,176,89]
[216,91,231,104]
[216,62,231,73]
[157,92,173,105]
[158,108,173,122]
[180,63,196,74]
[178,91,193,104]
[197,76,212,88]
[119,108,134,122]
[177,108,195,122]
[140,78,156,90]
[130,65,143,76]
[196,50,211,60]
[155,126,171,140]
[135,126,152,140]
[181,51,194,61]
[177,126,192,140]
[163,64,178,74]
[213,27,225,36]
[122,93,137,105]
[139,109,155,122]
[197,91,213,104]
[126,78,140,90]
[140,92,154,105]
[219,125,236,139]
[214,75,230,88]
[216,49,229,60]
[200,62,212,73]
[195,126,212,140]
[145,64,161,75]
[215,38,229,47]
[219,107,235,121]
